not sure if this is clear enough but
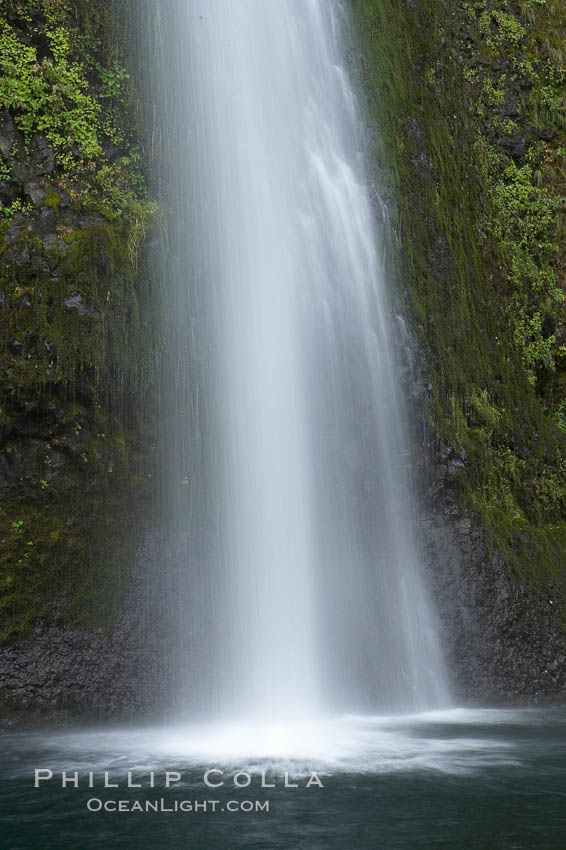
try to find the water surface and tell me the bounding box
[2,708,566,848]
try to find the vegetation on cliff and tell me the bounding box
[0,0,157,639]
[2,0,565,642]
[350,0,566,586]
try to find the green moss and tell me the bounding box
[44,193,61,212]
[0,0,158,640]
[349,0,566,584]
[0,444,145,640]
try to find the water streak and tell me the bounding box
[145,0,449,720]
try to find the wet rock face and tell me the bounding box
[0,1,159,723]
[1,329,564,722]
[421,501,566,704]
[23,180,47,207]
[63,291,102,319]
[398,330,566,704]
[0,536,181,727]
[0,115,157,664]
[0,587,158,726]
[0,110,16,158]
[0,180,20,206]
[29,133,55,175]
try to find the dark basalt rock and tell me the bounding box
[0,180,21,206]
[29,134,55,176]
[0,110,16,157]
[0,1,159,727]
[23,181,47,207]
[63,291,102,319]
[422,509,566,704]
[32,206,56,238]
[497,134,528,159]
[0,539,175,727]
[399,326,566,704]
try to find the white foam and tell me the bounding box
[9,709,539,779]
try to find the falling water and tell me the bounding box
[143,0,449,721]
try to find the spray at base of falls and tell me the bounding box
[143,0,450,721]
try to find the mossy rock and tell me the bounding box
[349,0,566,584]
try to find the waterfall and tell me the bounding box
[143,0,449,721]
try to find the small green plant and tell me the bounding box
[3,198,33,218]
[0,21,101,157]
[479,9,526,49]
[551,401,566,432]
